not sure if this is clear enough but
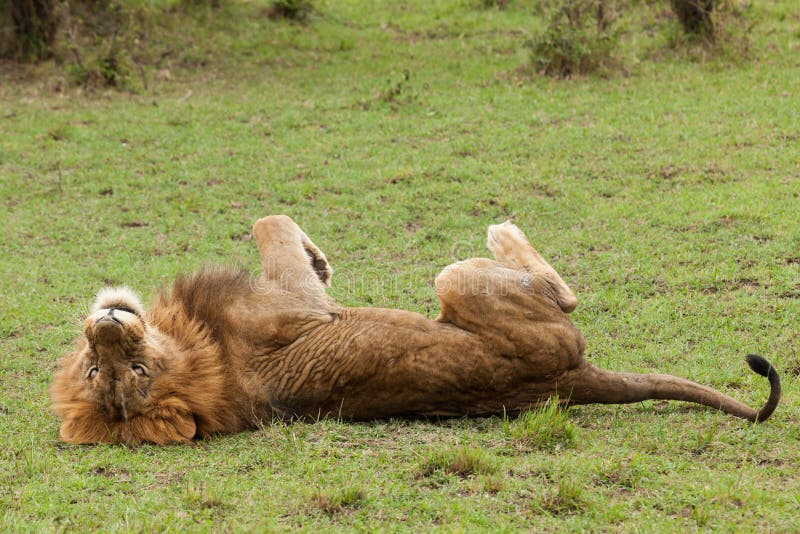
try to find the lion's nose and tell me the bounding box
[106,309,123,324]
[94,312,124,344]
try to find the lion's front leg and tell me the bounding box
[297,228,333,287]
[252,215,333,301]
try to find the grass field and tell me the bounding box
[1,0,799,530]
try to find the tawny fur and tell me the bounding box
[50,216,780,445]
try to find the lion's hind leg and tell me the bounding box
[434,258,581,369]
[435,258,525,353]
[486,221,577,313]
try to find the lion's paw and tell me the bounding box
[487,221,531,268]
[302,239,333,287]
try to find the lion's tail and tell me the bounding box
[566,354,780,423]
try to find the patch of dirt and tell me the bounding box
[153,471,185,486]
[701,278,762,294]
[404,220,422,233]
[91,466,131,482]
[757,458,785,467]
[785,360,800,376]
[777,284,800,299]
[529,182,560,198]
[651,165,685,180]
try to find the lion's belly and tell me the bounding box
[246,308,567,419]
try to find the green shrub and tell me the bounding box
[66,37,135,89]
[670,0,715,40]
[3,0,61,60]
[664,0,755,57]
[267,0,314,21]
[526,0,619,77]
[60,1,154,91]
[477,0,509,9]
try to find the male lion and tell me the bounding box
[51,215,780,444]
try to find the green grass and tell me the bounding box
[309,483,366,515]
[1,0,799,530]
[420,444,498,478]
[503,397,577,451]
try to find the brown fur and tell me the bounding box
[50,215,780,444]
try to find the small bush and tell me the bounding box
[526,0,619,77]
[670,0,715,40]
[179,0,222,9]
[477,0,509,9]
[420,445,497,478]
[267,0,314,21]
[59,1,154,91]
[66,36,135,89]
[503,397,577,451]
[664,0,755,57]
[4,0,61,60]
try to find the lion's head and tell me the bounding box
[80,288,154,417]
[51,287,198,445]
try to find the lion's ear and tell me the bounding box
[129,400,197,445]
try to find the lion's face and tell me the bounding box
[79,302,159,420]
[51,287,202,444]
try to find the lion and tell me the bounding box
[50,215,781,444]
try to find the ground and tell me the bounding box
[0,0,798,530]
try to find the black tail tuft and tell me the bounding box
[745,354,781,423]
[745,354,775,378]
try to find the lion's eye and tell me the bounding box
[131,364,148,376]
[87,367,99,379]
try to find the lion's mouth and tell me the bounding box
[98,313,122,326]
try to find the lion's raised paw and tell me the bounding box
[305,246,333,286]
[487,220,532,268]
